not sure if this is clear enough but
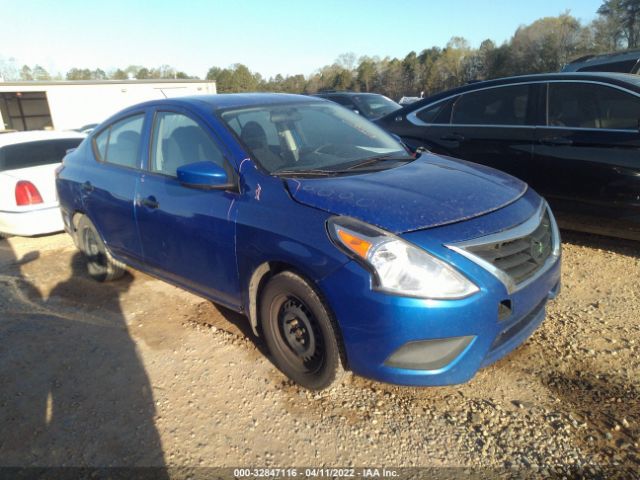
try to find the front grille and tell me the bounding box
[454,209,554,288]
[461,210,554,286]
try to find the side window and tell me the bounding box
[414,99,454,124]
[329,96,353,106]
[150,112,226,176]
[452,85,530,126]
[579,60,637,73]
[548,82,640,130]
[598,85,640,129]
[416,103,443,123]
[93,114,145,168]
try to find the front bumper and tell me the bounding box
[0,205,64,237]
[318,253,561,386]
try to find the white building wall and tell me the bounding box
[0,81,216,131]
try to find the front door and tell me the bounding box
[533,81,640,237]
[135,109,240,308]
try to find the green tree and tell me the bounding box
[206,66,222,81]
[402,51,419,95]
[66,68,92,80]
[136,67,151,79]
[591,16,623,50]
[356,56,377,92]
[20,65,33,80]
[93,68,107,80]
[509,13,590,74]
[598,0,640,47]
[417,47,442,95]
[110,69,128,80]
[208,64,260,93]
[32,65,51,81]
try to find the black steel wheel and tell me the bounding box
[77,216,125,282]
[260,271,343,390]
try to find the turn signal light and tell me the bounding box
[336,228,372,259]
[15,181,44,206]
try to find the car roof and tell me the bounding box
[313,91,385,97]
[0,130,86,148]
[387,72,640,117]
[563,49,640,69]
[125,93,322,113]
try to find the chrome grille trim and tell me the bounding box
[446,201,561,294]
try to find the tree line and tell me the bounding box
[0,63,196,82]
[208,0,640,99]
[1,0,638,100]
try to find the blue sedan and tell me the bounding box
[56,94,561,389]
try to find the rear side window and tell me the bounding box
[414,99,455,124]
[452,85,530,126]
[327,96,352,106]
[93,114,145,168]
[0,138,83,172]
[548,82,640,130]
[578,59,638,73]
[150,112,226,176]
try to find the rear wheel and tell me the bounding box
[77,216,125,282]
[260,271,343,390]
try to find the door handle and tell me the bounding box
[439,133,465,142]
[81,181,94,193]
[141,196,159,209]
[539,137,573,146]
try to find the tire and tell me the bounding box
[260,271,343,390]
[77,216,125,282]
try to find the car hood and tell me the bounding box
[284,154,528,234]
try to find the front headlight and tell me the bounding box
[328,217,479,299]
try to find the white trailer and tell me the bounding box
[0,80,217,131]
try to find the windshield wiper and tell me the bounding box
[273,169,340,177]
[274,154,414,177]
[344,153,414,170]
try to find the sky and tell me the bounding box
[1,0,604,79]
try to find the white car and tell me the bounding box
[0,130,85,237]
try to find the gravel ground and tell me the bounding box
[0,231,638,477]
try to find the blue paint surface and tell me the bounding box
[56,94,561,386]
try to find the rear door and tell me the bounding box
[437,83,537,182]
[533,81,640,232]
[135,108,240,308]
[84,112,148,261]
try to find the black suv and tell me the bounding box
[311,91,401,120]
[377,72,640,241]
[562,50,640,74]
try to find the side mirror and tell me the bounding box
[177,161,233,190]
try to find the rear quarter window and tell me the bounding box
[93,114,145,169]
[0,138,83,172]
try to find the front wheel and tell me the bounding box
[260,271,343,390]
[77,216,125,282]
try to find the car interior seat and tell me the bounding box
[240,121,285,171]
[113,130,140,167]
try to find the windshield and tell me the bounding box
[220,102,410,175]
[352,95,401,119]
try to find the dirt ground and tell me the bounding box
[0,230,638,477]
